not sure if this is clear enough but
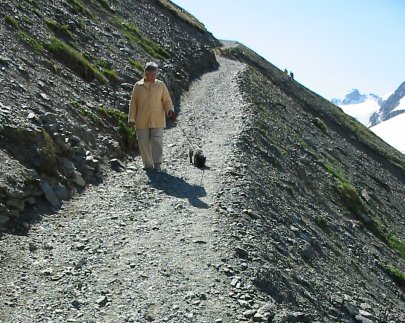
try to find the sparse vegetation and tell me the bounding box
[5,15,20,28]
[388,236,405,258]
[39,129,57,172]
[312,117,328,133]
[94,59,118,80]
[315,214,328,229]
[45,37,108,84]
[129,59,144,73]
[98,105,137,148]
[45,19,73,39]
[67,0,94,18]
[94,0,113,11]
[323,161,346,184]
[338,181,365,215]
[382,264,405,287]
[17,30,43,53]
[71,101,100,123]
[112,17,170,59]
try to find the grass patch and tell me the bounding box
[94,58,118,80]
[67,0,94,18]
[94,0,113,11]
[388,236,405,258]
[323,160,405,258]
[17,30,43,53]
[315,214,328,229]
[45,37,108,84]
[323,161,346,183]
[382,264,405,288]
[5,15,20,28]
[98,105,137,148]
[35,129,58,175]
[45,19,73,39]
[157,0,206,33]
[112,17,170,59]
[312,117,328,133]
[129,59,144,73]
[337,181,365,215]
[71,101,100,123]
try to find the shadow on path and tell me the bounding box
[146,171,209,209]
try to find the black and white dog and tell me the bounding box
[189,145,206,168]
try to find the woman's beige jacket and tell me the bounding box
[128,78,174,129]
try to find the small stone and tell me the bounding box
[243,309,257,318]
[110,158,125,171]
[193,240,207,244]
[238,300,251,309]
[29,243,37,252]
[252,313,267,322]
[39,93,48,100]
[235,246,249,259]
[355,315,373,323]
[231,277,240,287]
[74,171,86,187]
[41,182,60,208]
[96,296,107,307]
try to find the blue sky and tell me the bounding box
[171,0,405,100]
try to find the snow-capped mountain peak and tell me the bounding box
[331,89,381,106]
[331,83,405,154]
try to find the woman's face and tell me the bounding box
[144,70,157,82]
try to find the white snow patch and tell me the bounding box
[370,113,405,154]
[340,99,380,126]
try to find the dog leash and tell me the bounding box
[175,120,195,150]
[174,120,205,185]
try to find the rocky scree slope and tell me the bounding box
[217,42,405,321]
[0,0,218,230]
[0,56,260,323]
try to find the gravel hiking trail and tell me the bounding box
[0,57,253,323]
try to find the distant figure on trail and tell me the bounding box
[283,68,288,77]
[128,62,176,172]
[289,71,294,80]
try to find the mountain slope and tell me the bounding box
[370,82,405,126]
[0,0,218,226]
[219,42,404,320]
[0,1,404,322]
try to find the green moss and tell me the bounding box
[94,0,113,11]
[94,58,118,80]
[157,0,206,33]
[5,15,20,28]
[338,181,365,215]
[323,161,345,183]
[315,214,328,229]
[67,0,94,18]
[388,236,405,258]
[45,37,108,84]
[98,105,137,147]
[45,19,73,39]
[17,30,43,53]
[381,264,405,287]
[39,129,57,168]
[112,17,170,59]
[129,59,144,73]
[71,101,100,122]
[312,117,328,133]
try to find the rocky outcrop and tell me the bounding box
[369,82,405,126]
